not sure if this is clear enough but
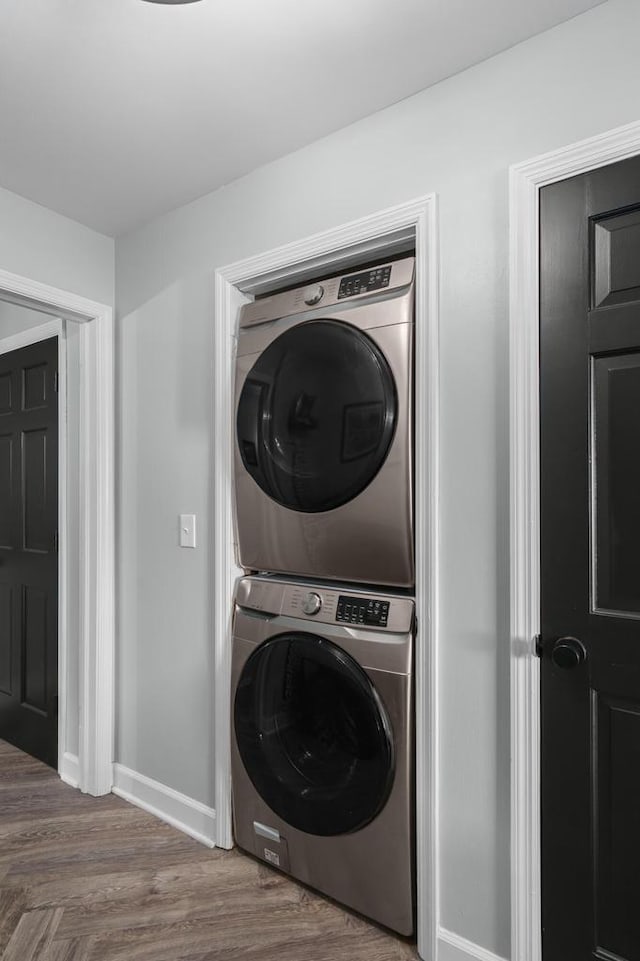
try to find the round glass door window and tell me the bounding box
[234,633,395,836]
[236,320,397,512]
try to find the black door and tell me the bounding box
[0,337,58,768]
[236,320,397,512]
[540,155,640,960]
[234,633,395,835]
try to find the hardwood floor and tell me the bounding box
[0,741,418,960]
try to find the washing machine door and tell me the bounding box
[234,632,395,836]
[236,320,397,512]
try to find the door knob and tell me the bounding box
[551,636,586,669]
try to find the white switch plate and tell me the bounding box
[179,514,196,548]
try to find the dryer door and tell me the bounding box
[236,320,397,512]
[234,632,395,836]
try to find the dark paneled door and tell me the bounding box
[0,336,58,768]
[540,156,640,960]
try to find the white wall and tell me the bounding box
[115,1,639,957]
[0,186,114,307]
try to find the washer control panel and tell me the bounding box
[235,577,413,634]
[336,595,390,627]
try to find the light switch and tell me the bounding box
[179,514,196,548]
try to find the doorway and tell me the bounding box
[539,154,640,960]
[0,272,114,797]
[510,119,640,961]
[0,335,59,767]
[213,196,439,961]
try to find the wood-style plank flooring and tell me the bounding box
[0,741,418,960]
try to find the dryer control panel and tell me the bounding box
[337,264,392,300]
[237,257,414,329]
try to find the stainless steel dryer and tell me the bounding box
[231,575,415,936]
[234,258,414,588]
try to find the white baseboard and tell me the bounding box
[112,763,216,848]
[59,751,80,789]
[438,928,508,961]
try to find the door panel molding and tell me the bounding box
[0,278,114,797]
[214,194,439,961]
[510,118,640,961]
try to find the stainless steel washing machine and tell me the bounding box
[230,575,415,936]
[234,257,414,588]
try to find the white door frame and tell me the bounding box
[0,270,114,796]
[509,118,640,961]
[213,195,439,960]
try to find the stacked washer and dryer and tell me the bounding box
[230,257,416,936]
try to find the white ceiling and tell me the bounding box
[0,0,603,237]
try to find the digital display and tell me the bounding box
[337,265,392,299]
[336,595,390,626]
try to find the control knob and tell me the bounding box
[302,592,322,616]
[303,284,324,306]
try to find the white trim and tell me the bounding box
[509,117,640,961]
[60,751,80,789]
[212,279,247,851]
[0,269,109,322]
[414,196,440,961]
[438,928,508,961]
[213,195,439,960]
[113,763,216,848]
[0,272,114,797]
[57,324,69,790]
[77,313,115,796]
